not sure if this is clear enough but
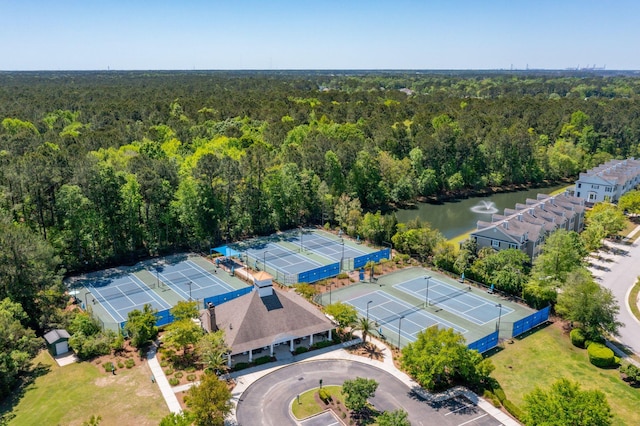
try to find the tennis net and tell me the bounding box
[94,283,155,303]
[429,286,471,306]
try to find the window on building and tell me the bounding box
[577,183,582,188]
[591,184,599,189]
[605,187,612,192]
[509,243,517,249]
[491,240,499,248]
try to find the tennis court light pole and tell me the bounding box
[188,281,193,301]
[340,238,345,270]
[424,275,431,307]
[263,251,269,272]
[496,303,503,332]
[366,300,373,322]
[397,315,405,349]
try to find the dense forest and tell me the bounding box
[2,70,640,278]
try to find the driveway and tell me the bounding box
[236,359,502,426]
[587,236,640,355]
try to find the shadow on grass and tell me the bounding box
[0,362,51,423]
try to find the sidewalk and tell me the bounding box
[147,342,182,413]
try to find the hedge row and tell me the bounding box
[484,385,523,421]
[620,363,640,384]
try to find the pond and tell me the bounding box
[394,184,570,240]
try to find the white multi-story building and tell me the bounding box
[574,158,640,205]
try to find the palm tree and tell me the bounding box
[353,316,374,345]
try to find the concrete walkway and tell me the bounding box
[147,342,182,413]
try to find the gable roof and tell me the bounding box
[213,288,334,355]
[44,329,70,344]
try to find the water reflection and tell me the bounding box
[394,184,569,240]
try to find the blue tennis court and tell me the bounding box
[85,274,171,323]
[345,291,467,347]
[395,276,513,326]
[287,232,367,263]
[243,242,323,276]
[153,259,234,301]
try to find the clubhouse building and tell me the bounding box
[199,271,334,367]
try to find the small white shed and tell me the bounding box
[44,329,71,356]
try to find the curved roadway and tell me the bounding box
[236,359,501,426]
[589,236,640,354]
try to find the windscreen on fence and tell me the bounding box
[204,286,254,307]
[512,306,550,337]
[353,248,391,269]
[467,330,499,353]
[297,263,340,284]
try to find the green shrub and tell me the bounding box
[493,387,506,404]
[165,368,174,375]
[125,358,135,369]
[295,346,308,354]
[503,399,523,420]
[318,388,332,404]
[482,389,501,407]
[185,366,196,373]
[174,372,183,379]
[234,362,249,371]
[102,362,114,372]
[187,374,197,381]
[570,328,586,348]
[587,342,617,368]
[620,363,640,383]
[311,340,333,350]
[254,356,272,365]
[159,360,168,368]
[337,272,349,279]
[168,377,180,386]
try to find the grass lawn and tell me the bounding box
[291,385,342,419]
[629,279,640,322]
[2,351,168,426]
[491,324,640,426]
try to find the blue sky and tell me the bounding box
[1,0,638,70]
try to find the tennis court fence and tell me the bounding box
[116,286,255,331]
[467,330,499,353]
[353,248,391,269]
[512,306,550,337]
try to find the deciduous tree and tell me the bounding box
[185,372,233,426]
[524,378,612,426]
[342,377,378,414]
[555,269,621,339]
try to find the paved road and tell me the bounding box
[236,359,501,426]
[588,238,640,355]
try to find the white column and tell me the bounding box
[270,344,274,357]
[310,334,314,345]
[249,349,253,363]
[290,339,294,352]
[227,353,232,367]
[328,329,332,340]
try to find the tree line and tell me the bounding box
[2,71,640,275]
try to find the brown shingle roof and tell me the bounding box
[212,288,333,355]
